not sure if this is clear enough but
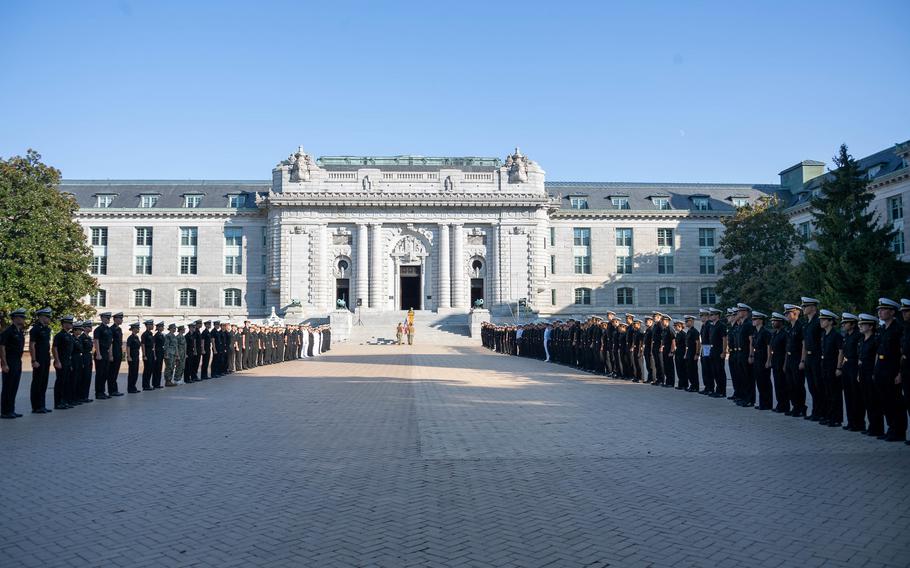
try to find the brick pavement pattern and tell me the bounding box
[2,337,910,567]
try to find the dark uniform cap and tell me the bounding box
[709,308,723,314]
[178,325,185,330]
[204,320,212,324]
[168,323,176,330]
[143,319,154,325]
[113,312,124,318]
[35,307,52,316]
[214,320,220,325]
[195,319,203,324]
[60,315,75,323]
[82,321,93,328]
[10,308,27,318]
[99,312,112,318]
[684,315,695,321]
[155,321,165,327]
[129,322,140,329]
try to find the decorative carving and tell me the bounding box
[505,147,529,183]
[390,235,428,264]
[444,176,455,192]
[288,146,314,183]
[511,226,527,235]
[362,175,373,192]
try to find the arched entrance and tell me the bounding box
[399,265,421,310]
[390,232,429,311]
[469,256,485,307]
[333,256,352,309]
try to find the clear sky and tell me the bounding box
[1,0,908,184]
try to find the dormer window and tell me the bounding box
[139,194,159,208]
[95,194,115,208]
[611,197,631,210]
[692,197,711,211]
[228,194,245,208]
[731,197,749,208]
[569,196,589,210]
[868,165,882,180]
[183,194,203,208]
[652,197,671,210]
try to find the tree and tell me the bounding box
[0,150,96,321]
[715,196,803,313]
[798,144,910,313]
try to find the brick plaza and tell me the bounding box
[2,337,909,567]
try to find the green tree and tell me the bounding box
[798,144,910,312]
[715,196,803,313]
[0,150,96,321]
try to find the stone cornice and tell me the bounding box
[261,191,550,208]
[550,209,731,221]
[868,167,909,191]
[74,207,265,219]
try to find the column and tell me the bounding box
[451,224,466,309]
[315,224,328,309]
[437,223,450,309]
[488,224,499,305]
[369,223,383,309]
[356,223,369,308]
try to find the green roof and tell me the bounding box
[317,155,501,167]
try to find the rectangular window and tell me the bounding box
[569,196,589,210]
[574,288,591,305]
[659,288,676,305]
[551,289,556,306]
[698,228,716,248]
[95,194,114,208]
[136,227,153,246]
[657,228,674,247]
[90,290,106,307]
[225,256,243,275]
[225,227,243,275]
[91,255,107,275]
[612,197,630,210]
[183,194,202,208]
[224,289,242,307]
[229,194,245,208]
[225,227,243,247]
[616,288,634,305]
[135,255,152,275]
[134,289,151,307]
[731,197,749,208]
[573,228,590,246]
[549,227,555,246]
[260,289,267,307]
[179,289,197,307]
[699,255,715,275]
[574,256,591,274]
[616,256,632,274]
[180,227,198,246]
[550,255,556,274]
[798,221,812,240]
[889,196,904,222]
[700,287,717,305]
[262,226,268,247]
[90,227,108,246]
[180,256,198,275]
[892,231,905,255]
[692,197,710,211]
[261,254,267,275]
[658,255,674,274]
[139,194,159,208]
[615,228,632,247]
[652,197,671,210]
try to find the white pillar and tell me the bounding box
[452,224,465,309]
[438,223,450,309]
[316,224,328,309]
[356,223,369,309]
[369,223,383,308]
[488,224,499,305]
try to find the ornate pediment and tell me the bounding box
[391,235,428,264]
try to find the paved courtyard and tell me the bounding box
[2,337,910,567]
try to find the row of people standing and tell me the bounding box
[0,310,331,419]
[480,296,910,444]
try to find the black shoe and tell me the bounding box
[0,414,16,419]
[110,392,125,397]
[54,404,69,410]
[154,385,163,389]
[877,434,889,440]
[885,432,906,442]
[128,388,141,393]
[742,402,754,408]
[842,424,852,430]
[80,398,93,403]
[867,431,884,437]
[142,387,154,391]
[819,419,830,425]
[829,422,842,428]
[96,394,110,400]
[32,408,50,414]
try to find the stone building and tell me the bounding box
[61,140,910,321]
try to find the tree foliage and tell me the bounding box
[0,150,96,320]
[798,144,910,313]
[715,196,803,313]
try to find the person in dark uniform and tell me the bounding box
[839,313,862,431]
[800,297,823,421]
[660,315,675,387]
[211,321,222,377]
[709,308,728,398]
[108,312,125,396]
[735,304,754,404]
[200,321,212,380]
[78,322,94,403]
[630,319,644,382]
[233,324,243,370]
[727,308,742,401]
[52,315,76,410]
[673,320,687,390]
[769,312,789,413]
[126,322,142,393]
[29,307,53,413]
[684,315,700,393]
[784,303,806,417]
[873,298,906,442]
[699,309,714,395]
[819,309,844,427]
[152,321,166,388]
[857,313,882,436]
[650,312,664,385]
[900,299,910,445]
[185,321,199,382]
[642,317,654,382]
[69,322,85,406]
[93,312,114,400]
[241,321,251,369]
[0,308,28,419]
[140,320,156,391]
[745,311,769,408]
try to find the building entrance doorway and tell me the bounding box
[470,278,484,307]
[336,278,350,308]
[399,265,421,310]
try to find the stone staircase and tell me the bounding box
[345,310,475,345]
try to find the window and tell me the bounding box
[574,288,592,305]
[692,197,710,211]
[616,256,633,274]
[569,196,589,210]
[731,197,749,208]
[573,228,590,246]
[261,226,268,247]
[229,194,245,208]
[699,255,715,275]
[616,287,634,305]
[135,255,152,275]
[612,197,630,210]
[225,256,243,275]
[180,256,198,275]
[659,287,676,305]
[892,231,905,255]
[551,289,556,306]
[139,194,159,208]
[95,194,114,208]
[657,228,674,247]
[574,256,591,274]
[136,227,153,246]
[615,228,632,247]
[134,289,151,307]
[180,227,198,246]
[178,288,197,307]
[700,287,717,305]
[90,289,107,307]
[868,165,882,179]
[798,221,812,240]
[183,194,202,208]
[549,227,555,246]
[550,255,556,274]
[888,196,904,223]
[90,227,108,246]
[91,255,107,275]
[225,227,242,246]
[224,288,242,307]
[698,228,716,248]
[652,197,671,210]
[658,255,674,274]
[225,227,243,275]
[261,254,267,275]
[260,289,267,307]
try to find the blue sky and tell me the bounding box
[1,0,908,183]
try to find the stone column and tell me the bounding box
[315,224,328,309]
[451,224,465,309]
[488,224,499,305]
[356,223,369,309]
[369,223,383,309]
[437,223,450,309]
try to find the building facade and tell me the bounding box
[62,141,910,321]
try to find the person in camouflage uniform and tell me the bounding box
[174,325,187,385]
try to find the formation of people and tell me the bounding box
[481,296,910,444]
[0,310,332,418]
[395,308,417,345]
